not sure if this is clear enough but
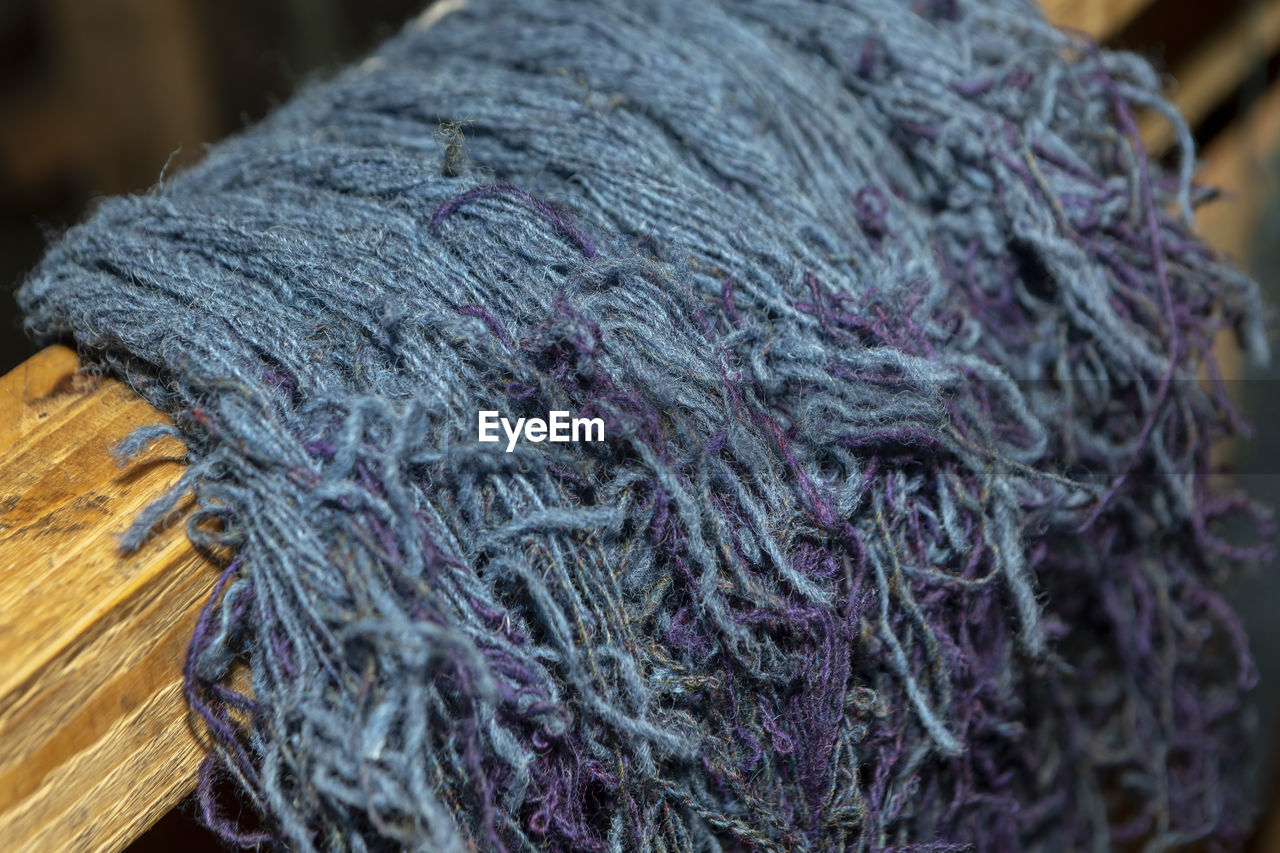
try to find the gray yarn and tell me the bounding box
[17,0,1271,850]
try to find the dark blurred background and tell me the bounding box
[3,0,1280,848]
[0,0,427,374]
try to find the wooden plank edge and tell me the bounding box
[0,348,219,853]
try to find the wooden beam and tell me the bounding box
[1041,0,1155,41]
[1142,0,1280,153]
[1196,71,1280,264]
[0,346,214,852]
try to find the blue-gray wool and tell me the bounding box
[16,0,1273,850]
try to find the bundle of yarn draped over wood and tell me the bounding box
[17,0,1274,849]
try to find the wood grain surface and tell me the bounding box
[0,345,215,852]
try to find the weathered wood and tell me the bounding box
[0,345,213,853]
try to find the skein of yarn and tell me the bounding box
[16,0,1273,850]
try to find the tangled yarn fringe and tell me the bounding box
[18,0,1273,850]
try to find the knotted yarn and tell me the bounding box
[17,0,1274,850]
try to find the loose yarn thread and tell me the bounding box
[18,0,1273,850]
